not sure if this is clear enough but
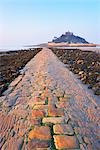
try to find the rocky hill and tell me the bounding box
[52,31,89,43]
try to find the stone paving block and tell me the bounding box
[28,126,51,140]
[48,95,58,103]
[56,101,68,108]
[53,135,79,149]
[42,117,65,124]
[33,97,46,105]
[64,94,72,99]
[33,104,48,110]
[27,139,50,150]
[35,100,45,105]
[28,116,41,125]
[40,92,48,98]
[53,124,74,135]
[59,97,67,102]
[32,109,45,118]
[48,105,64,117]
[42,89,51,98]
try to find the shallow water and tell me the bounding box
[0,45,100,52]
[53,46,100,53]
[0,45,40,52]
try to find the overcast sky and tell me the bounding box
[0,0,100,49]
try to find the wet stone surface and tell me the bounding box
[0,48,99,149]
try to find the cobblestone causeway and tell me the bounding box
[0,48,100,150]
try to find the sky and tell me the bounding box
[0,0,100,49]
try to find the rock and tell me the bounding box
[69,60,74,65]
[77,60,84,64]
[32,109,45,118]
[42,117,65,124]
[28,117,41,126]
[33,104,48,110]
[74,69,79,74]
[0,48,41,95]
[96,76,100,82]
[48,105,64,117]
[52,48,100,95]
[28,126,51,140]
[53,135,79,149]
[0,84,7,96]
[0,75,4,82]
[88,85,93,89]
[79,71,84,75]
[53,124,74,135]
[33,97,46,105]
[81,76,86,82]
[56,101,68,109]
[27,139,50,150]
[63,60,67,64]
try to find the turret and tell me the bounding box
[65,31,73,36]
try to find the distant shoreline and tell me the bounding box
[0,43,100,53]
[48,42,97,47]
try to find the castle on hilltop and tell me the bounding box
[52,31,89,44]
[65,31,73,36]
